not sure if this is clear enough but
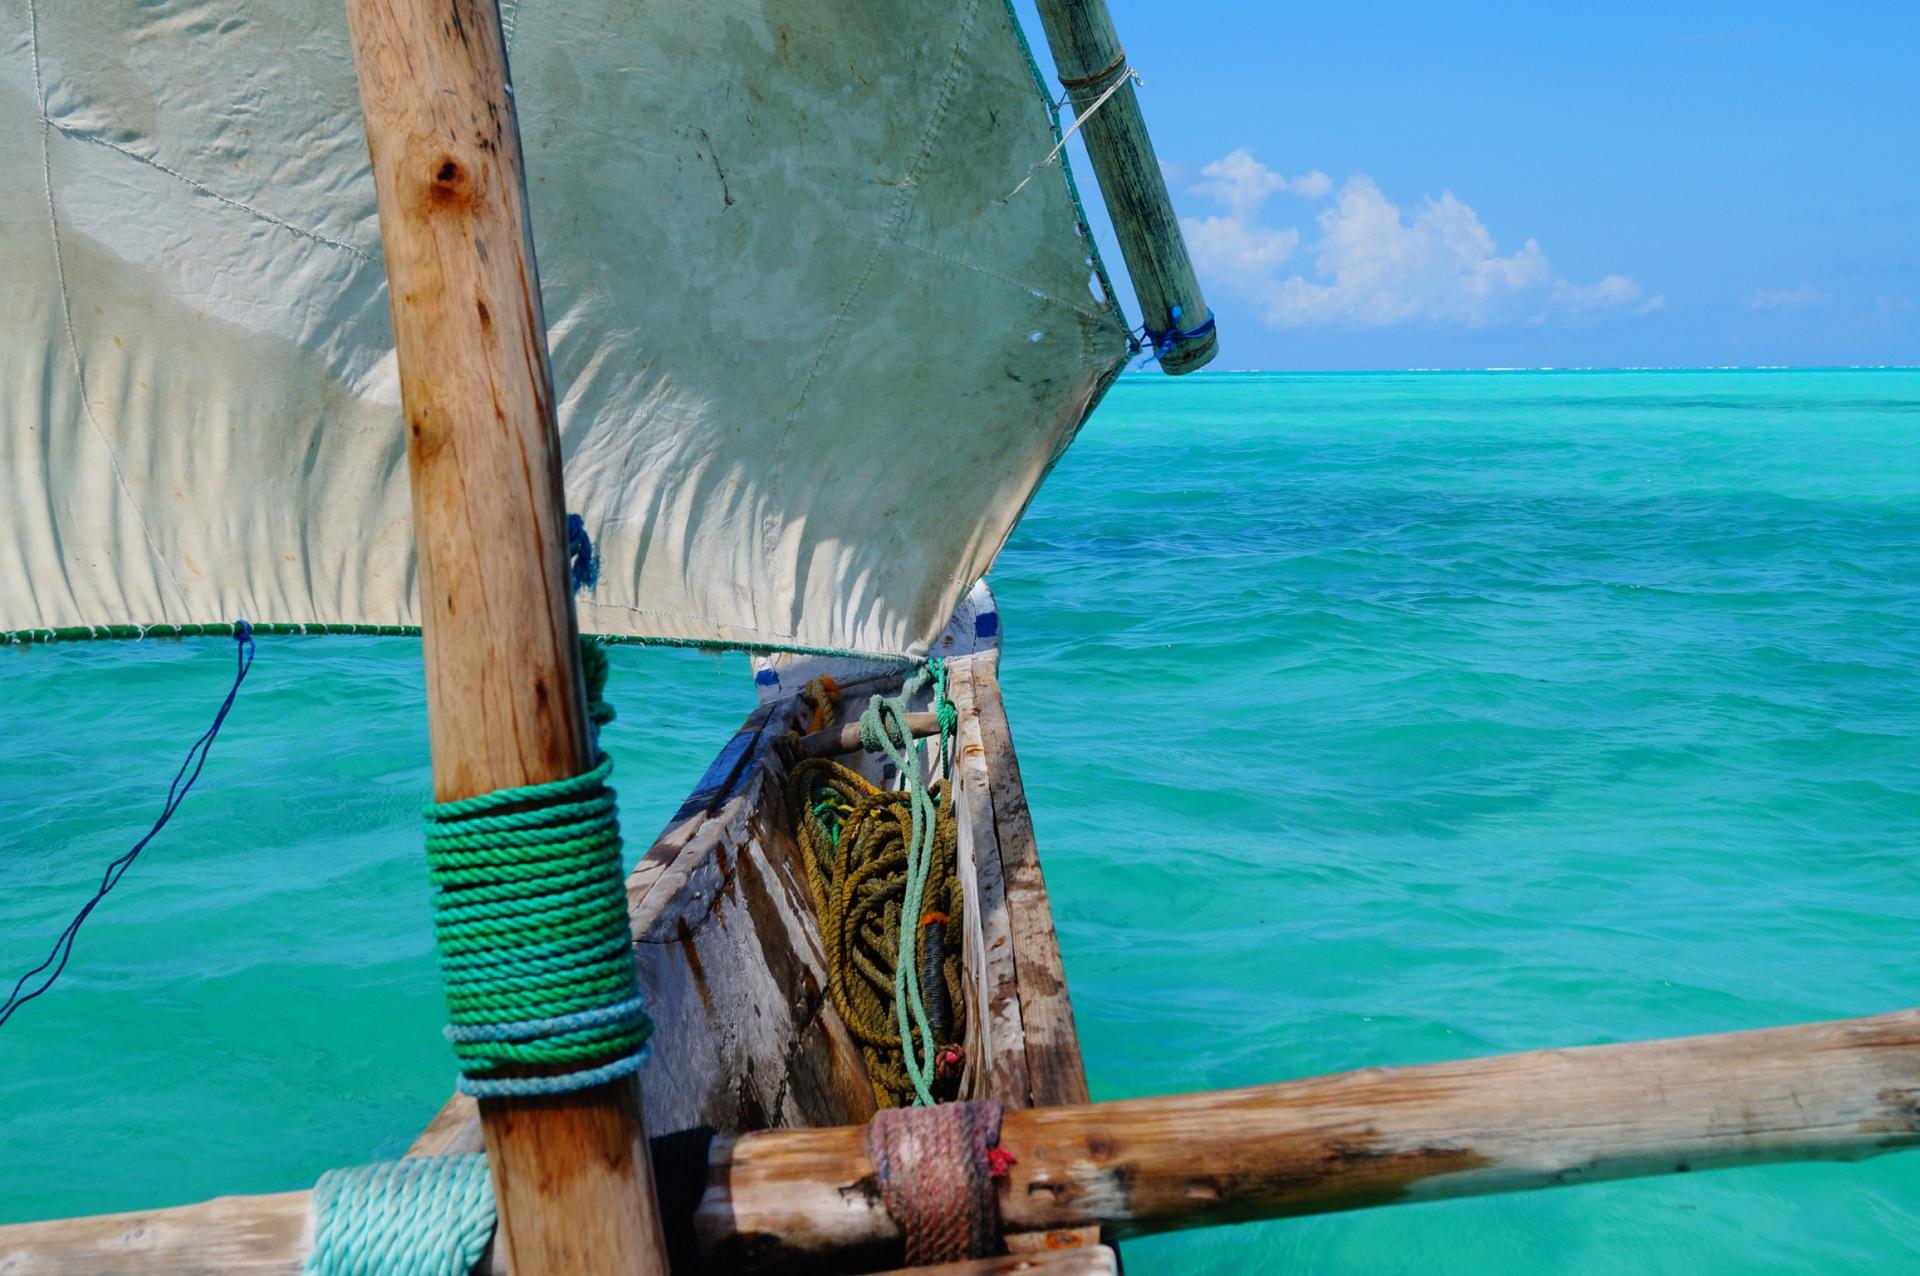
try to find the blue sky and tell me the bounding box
[1019,1,1919,370]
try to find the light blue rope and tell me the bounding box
[455,1046,652,1098]
[860,662,946,1106]
[306,1155,494,1276]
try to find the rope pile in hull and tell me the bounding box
[788,754,967,1108]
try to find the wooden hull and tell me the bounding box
[408,586,1113,1268]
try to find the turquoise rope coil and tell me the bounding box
[306,1154,495,1276]
[858,658,957,1107]
[423,752,653,1097]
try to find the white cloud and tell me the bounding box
[1290,169,1334,200]
[1191,148,1330,219]
[1747,284,1831,311]
[1184,215,1299,277]
[1559,274,1666,315]
[1179,152,1658,328]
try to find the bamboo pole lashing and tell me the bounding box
[1031,0,1218,375]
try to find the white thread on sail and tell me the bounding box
[1000,68,1141,204]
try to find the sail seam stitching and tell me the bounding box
[0,621,912,661]
[896,241,1105,320]
[50,125,375,262]
[759,0,985,604]
[25,0,191,612]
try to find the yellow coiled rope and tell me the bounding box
[788,714,967,1108]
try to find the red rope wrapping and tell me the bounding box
[865,1099,1006,1264]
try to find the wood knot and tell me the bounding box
[423,155,476,211]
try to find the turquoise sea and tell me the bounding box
[4,369,1919,1272]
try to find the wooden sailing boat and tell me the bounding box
[3,0,1918,1272]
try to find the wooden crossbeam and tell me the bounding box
[9,1009,1915,1273]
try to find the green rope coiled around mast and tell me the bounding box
[305,1154,494,1276]
[422,641,651,1096]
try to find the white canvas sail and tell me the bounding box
[2,0,1129,658]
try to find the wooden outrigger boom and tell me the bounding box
[700,1006,1920,1270]
[7,1006,1919,1272]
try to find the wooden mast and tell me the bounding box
[342,2,668,1272]
[1033,0,1218,375]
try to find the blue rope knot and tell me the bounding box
[565,513,599,593]
[1137,304,1217,367]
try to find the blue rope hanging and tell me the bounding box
[0,622,255,1029]
[565,513,600,593]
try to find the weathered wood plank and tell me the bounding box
[695,1007,1920,1269]
[343,1,667,1267]
[0,1193,320,1276]
[628,767,877,1135]
[969,661,1091,1110]
[799,711,941,758]
[0,1192,502,1276]
[946,655,1034,1109]
[408,1092,482,1158]
[1031,1,1216,374]
[1002,1228,1104,1258]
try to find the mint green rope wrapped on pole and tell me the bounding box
[422,641,652,1097]
[305,1155,495,1276]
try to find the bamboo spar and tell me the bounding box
[1033,0,1218,375]
[342,2,668,1273]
